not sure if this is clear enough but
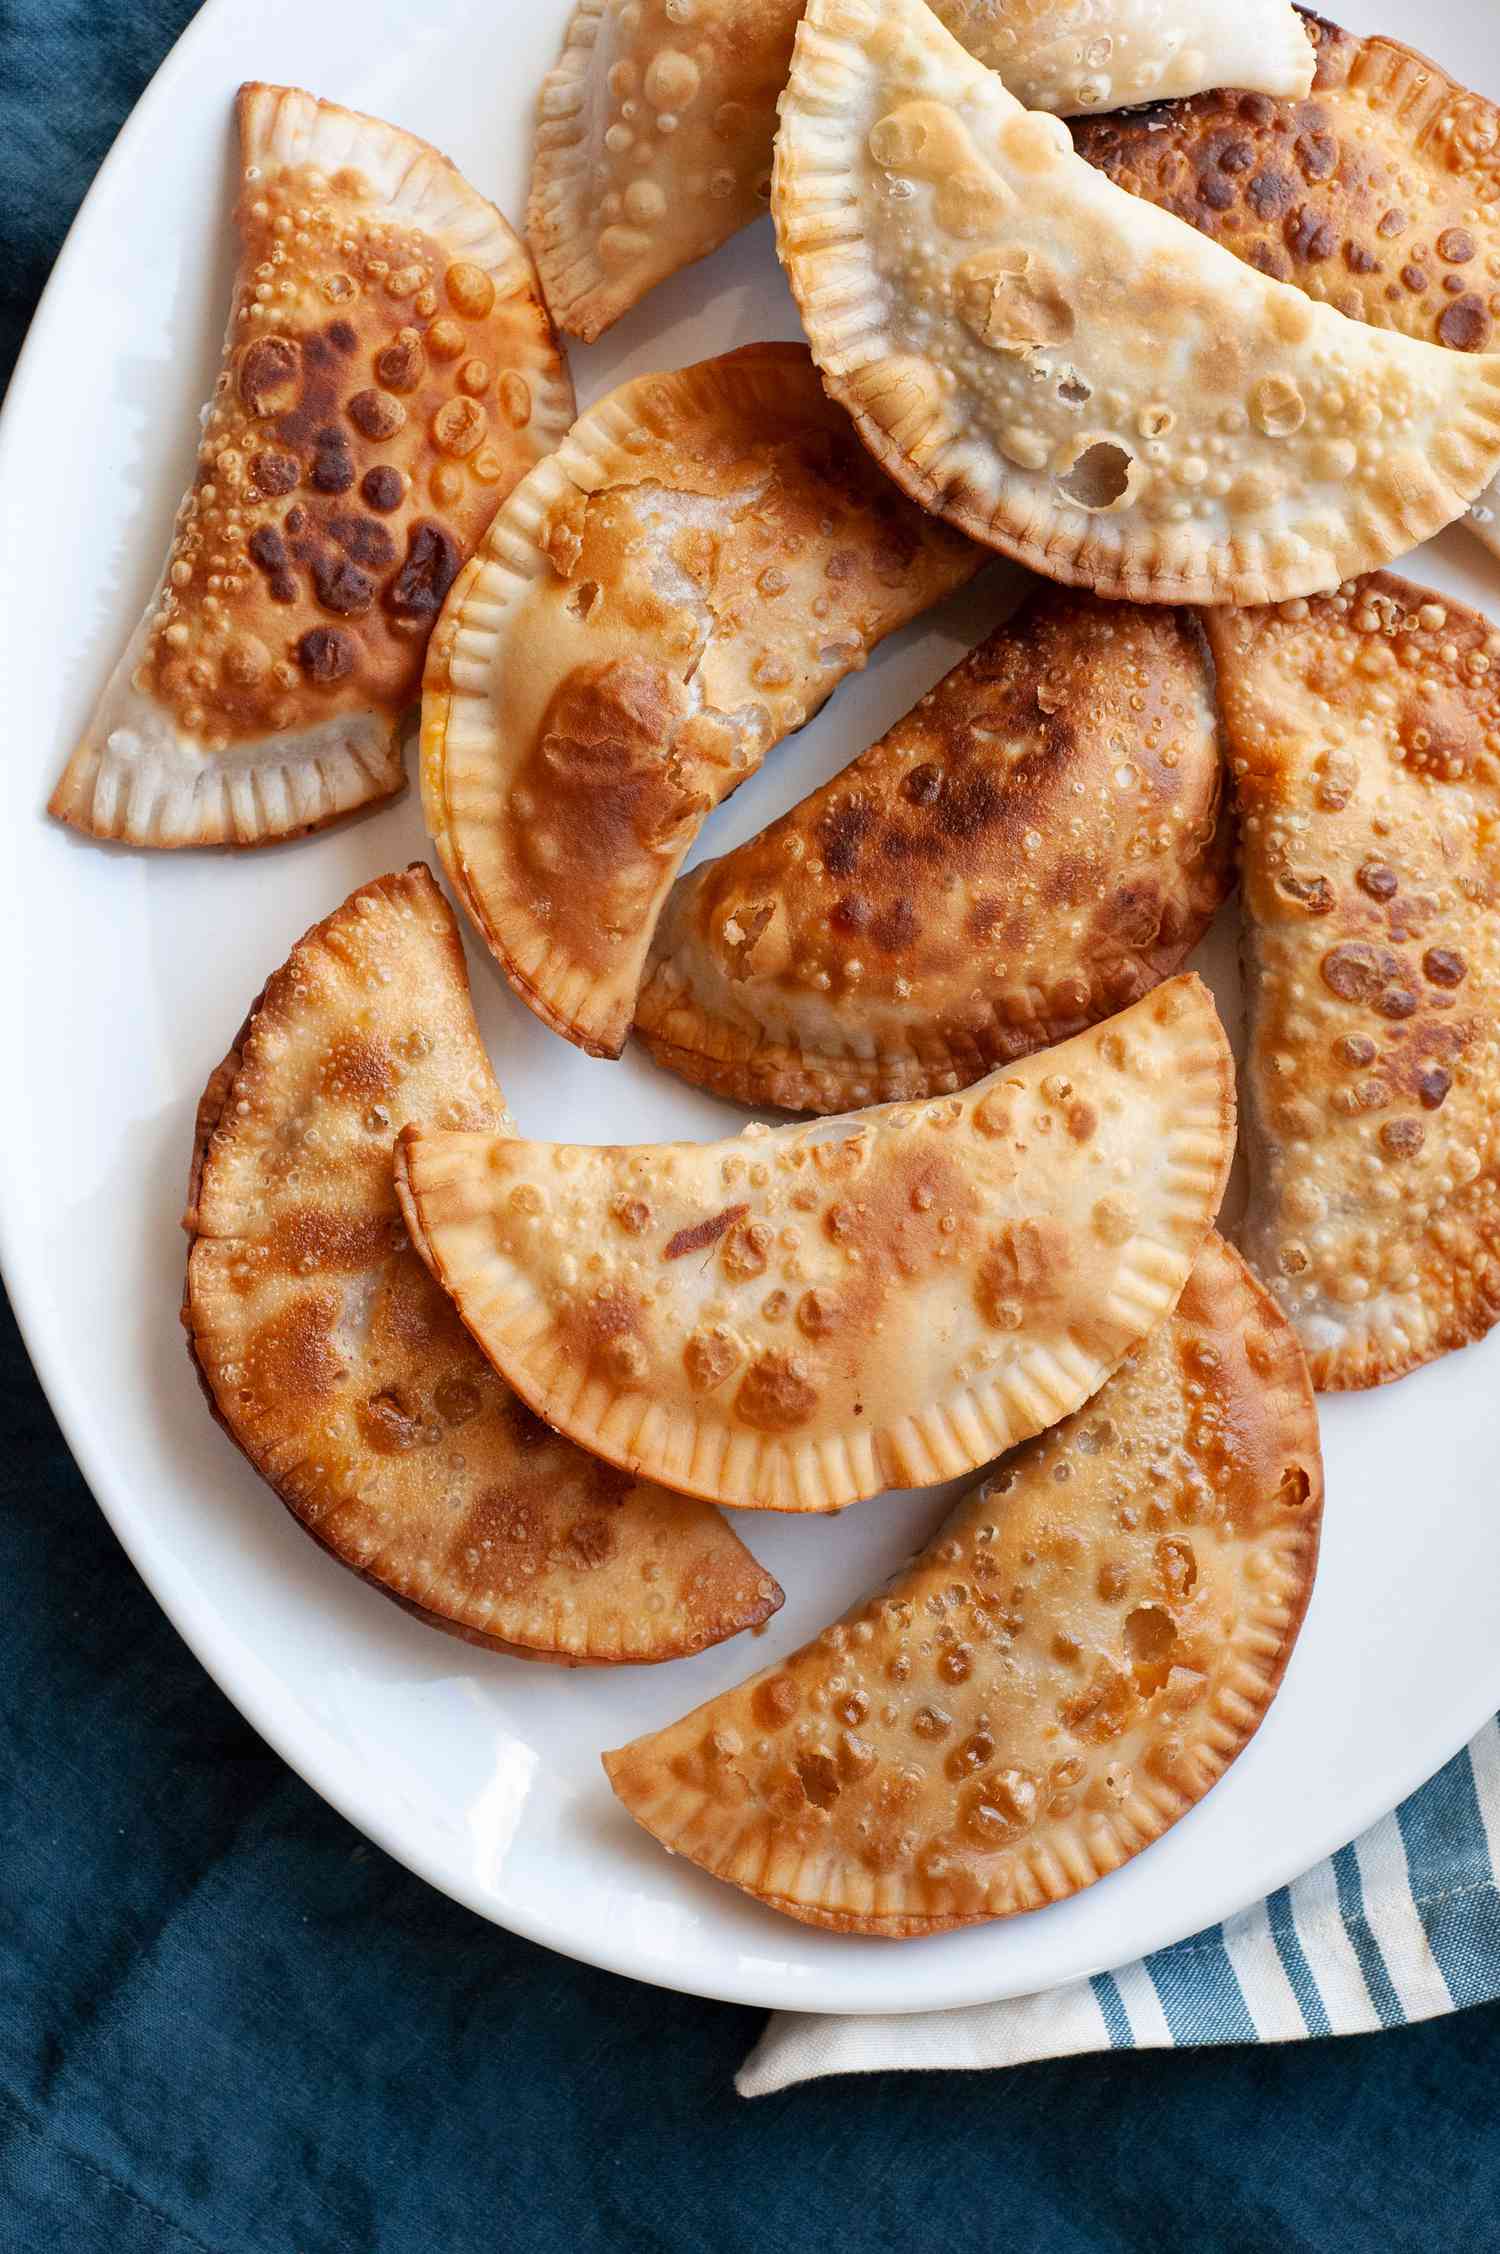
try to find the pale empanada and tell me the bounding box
[183,866,781,1661]
[1207,574,1500,1390]
[605,1232,1321,1937]
[635,587,1230,1112]
[772,0,1500,605]
[419,343,981,1057]
[393,976,1234,1513]
[1072,14,1500,562]
[51,85,573,850]
[528,0,1312,345]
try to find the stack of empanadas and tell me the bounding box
[65,1,1500,1946]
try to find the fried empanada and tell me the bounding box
[183,866,781,1660]
[772,0,1500,605]
[1208,574,1500,1390]
[393,976,1234,1513]
[1072,14,1500,562]
[605,1232,1321,1937]
[51,85,573,849]
[635,587,1230,1112]
[528,0,1312,343]
[419,343,981,1057]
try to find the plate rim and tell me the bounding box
[3,0,1498,2017]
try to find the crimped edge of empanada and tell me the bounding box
[182,864,783,1662]
[604,1235,1320,1933]
[526,0,736,344]
[1208,574,1500,1393]
[421,343,842,1056]
[635,872,1230,1114]
[394,980,1236,1513]
[50,85,572,851]
[1278,1175,1500,1395]
[772,0,1500,606]
[527,0,611,339]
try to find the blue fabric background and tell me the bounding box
[3,5,1500,2245]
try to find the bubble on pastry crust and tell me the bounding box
[734,1349,821,1431]
[347,387,406,439]
[427,316,466,360]
[445,261,496,318]
[685,1316,744,1388]
[433,397,487,457]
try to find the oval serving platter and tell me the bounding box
[1,0,1498,2012]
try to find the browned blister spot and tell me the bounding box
[735,1349,822,1432]
[507,657,698,973]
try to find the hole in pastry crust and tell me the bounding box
[1123,1602,1178,1695]
[1057,440,1135,510]
[795,1751,842,1808]
[1278,1463,1312,1508]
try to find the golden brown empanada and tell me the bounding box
[605,1232,1321,1937]
[393,976,1235,1513]
[1207,574,1500,1390]
[773,0,1500,605]
[419,343,981,1057]
[51,85,573,849]
[528,0,1312,342]
[1072,14,1500,562]
[635,587,1230,1112]
[183,865,781,1661]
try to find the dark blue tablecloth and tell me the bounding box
[4,6,1499,2246]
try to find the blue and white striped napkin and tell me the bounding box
[737,1719,1500,2095]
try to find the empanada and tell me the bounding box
[529,0,1312,342]
[605,1232,1321,1937]
[419,343,981,1057]
[51,85,573,849]
[772,0,1500,605]
[636,587,1230,1112]
[183,866,781,1660]
[393,976,1235,1513]
[1072,14,1500,562]
[1208,574,1500,1390]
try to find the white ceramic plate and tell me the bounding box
[4,0,1500,2016]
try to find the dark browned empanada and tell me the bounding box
[52,85,572,848]
[419,343,981,1057]
[636,587,1230,1112]
[1208,573,1500,1389]
[1073,12,1500,557]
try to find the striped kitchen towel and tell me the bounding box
[736,1717,1500,2095]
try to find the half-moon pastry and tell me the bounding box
[529,0,1312,343]
[1207,576,1500,1391]
[393,976,1235,1513]
[51,84,573,850]
[183,865,781,1661]
[419,343,981,1057]
[772,0,1500,605]
[1072,14,1500,562]
[635,587,1230,1112]
[605,1232,1322,1937]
